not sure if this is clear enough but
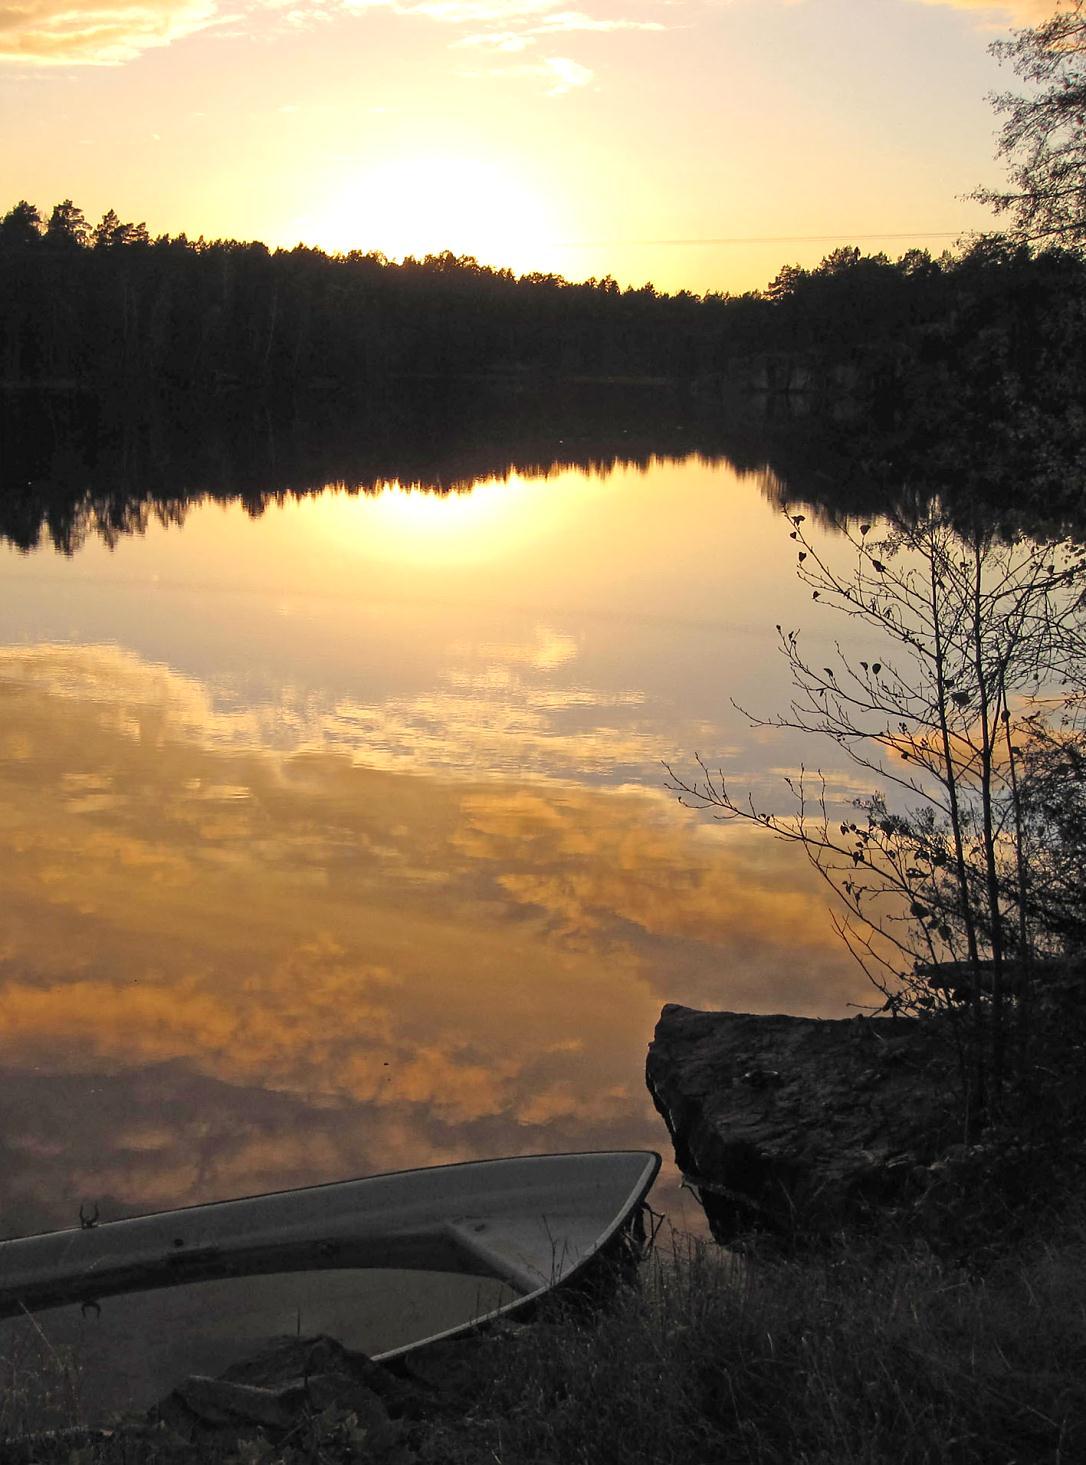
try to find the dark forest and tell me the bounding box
[2,198,1085,403]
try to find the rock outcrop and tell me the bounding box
[145,1329,529,1463]
[646,1004,961,1243]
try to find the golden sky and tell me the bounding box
[0,0,1055,293]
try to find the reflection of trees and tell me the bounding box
[0,384,749,554]
[4,200,1085,551]
[755,412,1086,542]
[751,248,1086,539]
[4,369,1086,554]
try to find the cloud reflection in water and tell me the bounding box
[0,640,867,1234]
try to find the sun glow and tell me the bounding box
[310,475,551,570]
[295,156,563,276]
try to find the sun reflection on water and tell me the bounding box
[0,454,874,1235]
[311,474,540,567]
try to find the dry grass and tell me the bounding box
[3,1220,1085,1464]
[422,1218,1086,1465]
[0,1309,85,1443]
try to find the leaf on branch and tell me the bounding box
[860,523,871,536]
[951,691,970,707]
[792,515,805,526]
[813,591,819,600]
[872,560,886,573]
[872,663,881,675]
[790,531,798,539]
[798,552,808,562]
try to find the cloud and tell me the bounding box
[458,49,595,94]
[448,627,579,671]
[0,637,672,787]
[397,0,559,19]
[0,640,867,1229]
[0,0,224,64]
[1,0,665,68]
[535,9,664,32]
[451,7,664,60]
[451,27,536,48]
[1,0,1046,71]
[448,2,666,76]
[910,0,1057,21]
[0,636,893,1261]
[541,52,593,91]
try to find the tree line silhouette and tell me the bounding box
[0,199,727,387]
[2,199,1086,403]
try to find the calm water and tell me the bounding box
[0,452,874,1236]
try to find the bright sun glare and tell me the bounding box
[311,476,544,570]
[299,156,561,276]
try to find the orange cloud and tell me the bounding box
[453,785,865,1013]
[911,0,1056,21]
[2,0,670,68]
[0,642,866,1232]
[0,0,223,64]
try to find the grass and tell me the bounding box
[420,1219,1086,1465]
[0,1309,85,1444]
[3,1219,1084,1464]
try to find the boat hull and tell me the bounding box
[0,1150,659,1424]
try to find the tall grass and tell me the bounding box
[4,1221,1084,1463]
[0,1311,84,1443]
[422,1219,1086,1465]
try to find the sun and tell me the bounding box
[297,155,563,276]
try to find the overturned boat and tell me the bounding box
[0,1150,660,1421]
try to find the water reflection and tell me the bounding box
[0,437,907,1241]
[0,630,865,1236]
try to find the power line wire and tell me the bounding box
[561,230,972,248]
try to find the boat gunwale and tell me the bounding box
[0,1149,660,1247]
[373,1148,661,1360]
[0,1150,662,1355]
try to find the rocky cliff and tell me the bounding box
[646,1005,962,1243]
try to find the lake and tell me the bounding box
[0,408,878,1237]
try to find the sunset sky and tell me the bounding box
[0,0,1054,297]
